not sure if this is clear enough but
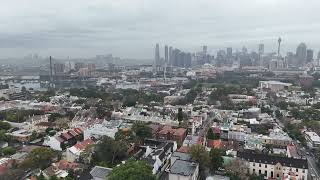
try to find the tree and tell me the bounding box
[107,159,156,180]
[206,128,218,140]
[189,145,210,170]
[0,130,11,142]
[1,146,16,155]
[115,129,134,142]
[65,169,75,180]
[21,86,27,93]
[93,136,128,167]
[79,144,94,165]
[275,110,283,119]
[249,174,264,180]
[225,159,249,180]
[132,123,152,142]
[49,175,58,180]
[21,147,55,169]
[209,148,225,171]
[0,169,25,180]
[36,173,46,180]
[0,122,11,130]
[30,131,37,141]
[265,144,273,154]
[123,96,137,107]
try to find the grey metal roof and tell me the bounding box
[90,166,112,179]
[172,152,192,161]
[238,151,308,169]
[170,160,198,176]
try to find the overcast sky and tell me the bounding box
[0,0,320,59]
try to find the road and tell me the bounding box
[307,155,320,180]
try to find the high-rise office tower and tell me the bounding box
[185,53,192,68]
[286,52,295,67]
[49,56,53,86]
[203,46,207,55]
[172,49,180,67]
[258,44,264,55]
[169,46,173,65]
[155,43,160,66]
[296,43,307,65]
[54,63,65,75]
[242,46,248,54]
[164,45,168,64]
[306,49,314,62]
[227,47,232,57]
[318,51,320,60]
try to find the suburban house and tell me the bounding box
[237,151,308,180]
[158,126,187,145]
[167,151,199,180]
[43,128,83,151]
[134,139,177,175]
[66,138,95,162]
[42,160,83,179]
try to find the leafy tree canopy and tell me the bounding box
[107,159,156,180]
[93,136,128,167]
[21,147,55,169]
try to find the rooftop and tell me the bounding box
[170,160,198,176]
[90,166,112,179]
[172,152,192,161]
[305,131,320,142]
[237,151,308,169]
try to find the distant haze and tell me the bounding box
[0,0,320,59]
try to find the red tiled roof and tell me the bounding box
[197,137,204,145]
[158,126,174,134]
[68,130,78,137]
[177,146,189,153]
[213,140,221,148]
[73,128,83,134]
[174,128,187,136]
[0,166,8,175]
[213,127,221,134]
[61,132,73,140]
[73,139,94,151]
[58,160,79,170]
[159,126,186,137]
[207,139,221,148]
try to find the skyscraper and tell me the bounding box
[169,46,173,65]
[296,43,307,65]
[306,49,314,62]
[242,46,248,54]
[258,44,264,66]
[164,45,168,64]
[318,51,320,60]
[155,43,160,66]
[172,49,180,67]
[286,52,295,67]
[227,47,232,58]
[258,44,264,55]
[203,46,207,55]
[54,63,65,75]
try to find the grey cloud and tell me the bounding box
[0,0,320,59]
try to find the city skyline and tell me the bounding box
[0,0,320,59]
